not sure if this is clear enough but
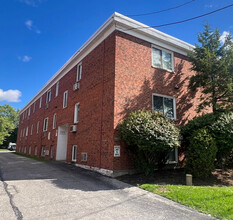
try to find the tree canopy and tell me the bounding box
[188,24,233,113]
[0,104,19,146]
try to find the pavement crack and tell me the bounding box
[0,168,23,220]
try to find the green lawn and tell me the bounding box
[0,149,9,151]
[141,184,233,220]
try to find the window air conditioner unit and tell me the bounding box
[70,125,77,132]
[73,82,80,91]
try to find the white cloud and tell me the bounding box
[0,89,22,103]
[25,20,41,34]
[18,56,32,62]
[220,31,230,44]
[19,0,43,7]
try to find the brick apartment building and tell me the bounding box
[17,12,201,177]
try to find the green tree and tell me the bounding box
[0,104,19,146]
[188,24,233,113]
[120,110,180,174]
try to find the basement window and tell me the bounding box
[152,46,173,72]
[41,146,46,157]
[167,147,178,164]
[72,145,77,162]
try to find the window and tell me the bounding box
[29,146,31,155]
[39,97,42,108]
[26,127,28,136]
[81,153,87,162]
[43,118,48,131]
[31,124,33,135]
[72,145,77,162]
[46,89,51,103]
[41,146,46,157]
[153,94,176,119]
[55,82,59,97]
[37,121,40,134]
[74,103,80,123]
[28,106,31,117]
[24,146,27,154]
[63,91,68,108]
[167,147,178,164]
[50,146,54,159]
[23,128,25,137]
[34,146,37,156]
[152,46,173,71]
[33,102,36,113]
[77,63,82,81]
[53,114,56,129]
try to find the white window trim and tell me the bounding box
[26,127,28,136]
[72,145,77,162]
[55,82,59,97]
[63,90,68,108]
[37,121,39,133]
[39,97,42,108]
[53,114,56,129]
[151,45,174,72]
[43,117,48,131]
[76,63,82,82]
[152,93,176,120]
[166,147,178,164]
[74,103,80,123]
[46,89,51,103]
[31,124,33,135]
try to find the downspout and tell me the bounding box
[99,40,105,169]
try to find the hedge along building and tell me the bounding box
[17,12,201,177]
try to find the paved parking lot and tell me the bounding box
[0,152,214,220]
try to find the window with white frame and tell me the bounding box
[63,91,68,108]
[72,145,77,162]
[39,97,42,108]
[34,146,37,156]
[55,82,59,97]
[43,118,48,131]
[46,89,51,103]
[152,46,173,72]
[53,114,56,129]
[31,124,33,135]
[153,94,176,119]
[28,106,31,117]
[41,146,46,156]
[33,102,36,113]
[167,147,178,164]
[74,103,80,123]
[26,127,28,136]
[77,63,82,81]
[23,128,25,137]
[37,121,40,134]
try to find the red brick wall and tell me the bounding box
[17,30,208,173]
[17,32,116,170]
[113,31,205,171]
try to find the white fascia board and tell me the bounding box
[20,12,194,114]
[114,12,194,55]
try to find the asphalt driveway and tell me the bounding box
[0,152,215,220]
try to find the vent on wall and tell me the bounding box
[70,125,77,132]
[73,82,80,91]
[81,153,87,162]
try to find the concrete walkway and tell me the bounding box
[0,152,215,220]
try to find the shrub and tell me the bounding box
[185,128,217,178]
[120,110,180,174]
[181,112,233,167]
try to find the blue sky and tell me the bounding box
[1,0,233,110]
